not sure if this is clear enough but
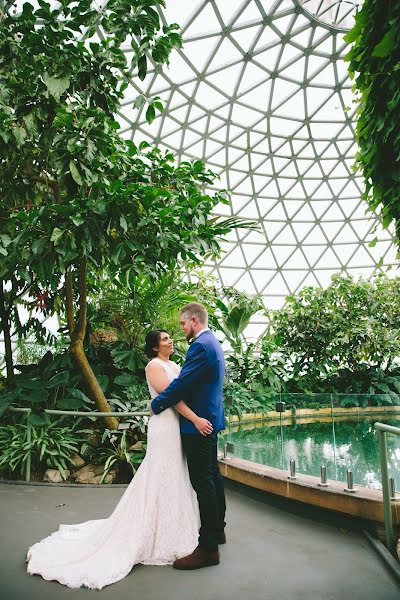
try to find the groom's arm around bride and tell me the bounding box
[150,307,225,435]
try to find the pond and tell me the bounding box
[220,416,400,490]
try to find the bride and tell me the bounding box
[26,329,213,589]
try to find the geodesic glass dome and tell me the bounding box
[0,0,397,362]
[116,0,396,338]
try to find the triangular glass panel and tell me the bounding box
[271,244,296,264]
[184,3,219,38]
[206,62,245,97]
[264,272,291,296]
[219,245,245,268]
[231,25,262,54]
[302,225,328,245]
[234,271,259,294]
[272,225,298,245]
[184,37,220,72]
[291,221,316,242]
[242,244,267,265]
[232,2,262,28]
[209,37,243,70]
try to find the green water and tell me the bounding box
[220,417,400,490]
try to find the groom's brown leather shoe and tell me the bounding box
[217,530,226,544]
[173,546,220,570]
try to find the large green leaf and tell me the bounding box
[372,29,396,58]
[113,373,139,387]
[69,161,83,186]
[47,371,70,388]
[43,73,70,101]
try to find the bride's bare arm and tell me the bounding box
[146,361,171,395]
[146,362,213,435]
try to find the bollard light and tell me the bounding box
[222,442,235,460]
[344,469,357,493]
[288,458,297,480]
[318,464,328,487]
[389,476,396,500]
[226,442,235,454]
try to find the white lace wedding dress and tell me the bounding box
[26,358,199,589]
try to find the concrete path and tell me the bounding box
[0,480,398,600]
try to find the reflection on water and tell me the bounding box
[220,417,400,490]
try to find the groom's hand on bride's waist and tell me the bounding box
[194,417,213,436]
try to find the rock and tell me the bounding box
[72,463,117,484]
[70,453,86,468]
[43,469,70,483]
[89,471,117,484]
[129,440,143,451]
[86,433,101,447]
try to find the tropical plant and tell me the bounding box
[344,1,400,246]
[96,429,147,484]
[269,274,400,393]
[0,350,95,423]
[108,374,150,434]
[209,287,264,353]
[87,268,211,373]
[319,366,400,406]
[0,420,84,480]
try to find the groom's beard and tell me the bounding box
[186,326,195,342]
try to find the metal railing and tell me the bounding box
[375,422,400,553]
[8,406,149,483]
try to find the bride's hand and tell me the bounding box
[194,417,213,436]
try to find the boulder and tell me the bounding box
[43,469,70,483]
[70,453,86,468]
[72,463,117,484]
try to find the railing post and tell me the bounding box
[378,429,394,553]
[25,411,31,482]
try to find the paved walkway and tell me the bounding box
[0,480,398,600]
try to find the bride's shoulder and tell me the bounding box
[145,358,162,371]
[145,358,160,371]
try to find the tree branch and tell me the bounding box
[75,257,87,343]
[32,175,62,204]
[0,280,14,383]
[65,269,75,337]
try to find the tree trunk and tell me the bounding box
[70,339,118,429]
[0,279,14,384]
[66,263,118,430]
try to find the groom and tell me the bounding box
[151,301,226,569]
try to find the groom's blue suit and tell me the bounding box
[151,329,226,553]
[151,330,226,434]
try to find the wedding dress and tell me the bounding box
[26,358,199,589]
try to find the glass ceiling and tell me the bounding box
[116,0,396,339]
[1,0,397,354]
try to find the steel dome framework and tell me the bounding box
[115,0,395,337]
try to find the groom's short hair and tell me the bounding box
[180,302,208,324]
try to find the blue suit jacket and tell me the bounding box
[151,330,226,434]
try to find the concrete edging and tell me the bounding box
[218,454,400,525]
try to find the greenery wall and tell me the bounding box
[2,271,400,482]
[345,0,400,245]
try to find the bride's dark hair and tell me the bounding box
[145,330,169,359]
